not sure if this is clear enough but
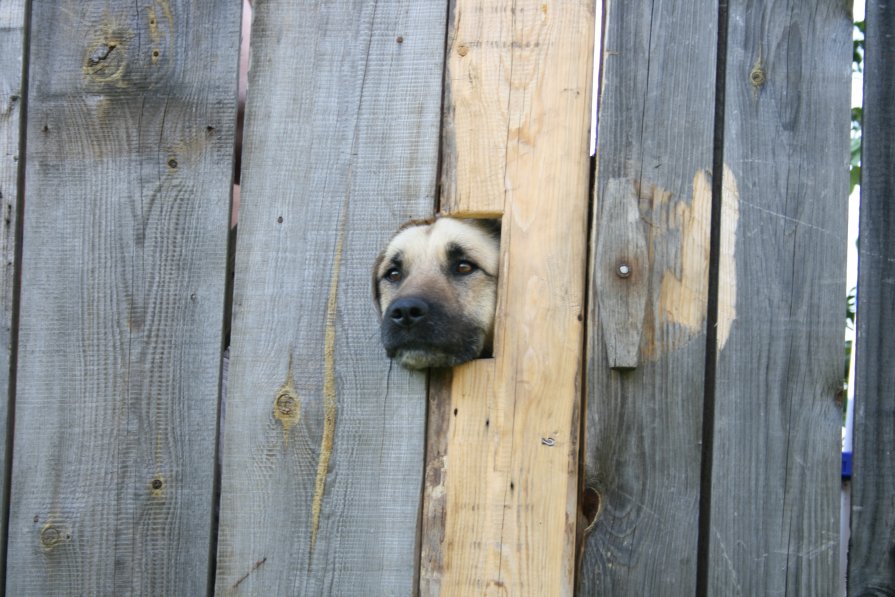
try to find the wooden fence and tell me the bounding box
[0,0,885,595]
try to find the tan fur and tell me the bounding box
[374,218,500,369]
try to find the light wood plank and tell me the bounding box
[6,2,240,595]
[580,0,718,593]
[214,1,447,594]
[706,1,851,594]
[422,1,595,594]
[847,0,895,592]
[0,0,25,587]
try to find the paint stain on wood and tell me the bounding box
[310,215,345,550]
[646,168,738,358]
[716,165,739,352]
[273,354,301,443]
[657,170,712,335]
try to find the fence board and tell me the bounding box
[6,2,240,595]
[848,0,895,593]
[705,1,850,594]
[213,1,446,594]
[421,1,595,594]
[580,0,718,593]
[0,0,25,587]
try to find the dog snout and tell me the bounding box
[387,297,430,328]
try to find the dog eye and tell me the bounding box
[384,268,402,283]
[454,260,476,275]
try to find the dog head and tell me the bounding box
[373,218,500,369]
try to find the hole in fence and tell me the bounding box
[380,216,501,368]
[581,486,601,532]
[840,11,864,593]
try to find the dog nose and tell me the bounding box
[387,297,429,328]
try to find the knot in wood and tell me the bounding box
[276,392,297,416]
[40,525,62,548]
[750,65,766,88]
[88,43,117,66]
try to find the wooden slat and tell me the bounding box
[848,0,895,592]
[421,1,595,594]
[214,1,446,594]
[579,0,719,593]
[705,1,850,594]
[0,0,25,587]
[6,2,240,595]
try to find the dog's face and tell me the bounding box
[374,218,500,370]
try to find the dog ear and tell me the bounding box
[372,250,386,317]
[466,218,501,240]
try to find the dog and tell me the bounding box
[373,217,500,369]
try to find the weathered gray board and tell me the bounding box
[214,1,445,594]
[848,0,895,593]
[580,0,718,593]
[6,2,240,595]
[705,1,850,595]
[0,0,25,587]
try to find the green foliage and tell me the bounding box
[844,286,855,395]
[843,20,863,414]
[850,22,864,194]
[846,286,856,330]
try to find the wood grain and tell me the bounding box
[6,1,240,595]
[594,178,649,370]
[706,1,851,594]
[848,0,895,593]
[213,1,447,594]
[0,0,25,588]
[422,0,595,594]
[580,0,719,593]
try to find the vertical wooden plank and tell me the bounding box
[214,1,446,594]
[421,0,594,594]
[848,0,895,592]
[706,1,851,594]
[6,2,240,595]
[580,0,718,593]
[0,0,25,587]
